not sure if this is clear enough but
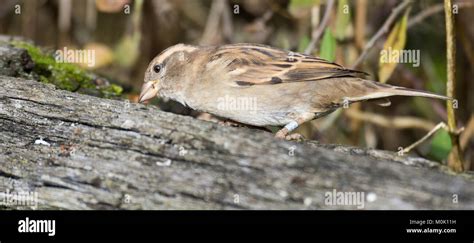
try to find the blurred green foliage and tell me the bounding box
[319,28,336,62]
[289,0,319,9]
[379,9,408,83]
[297,35,310,53]
[428,129,452,161]
[335,0,350,40]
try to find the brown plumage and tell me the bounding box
[139,43,450,139]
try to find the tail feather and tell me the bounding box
[389,86,451,100]
[346,82,452,103]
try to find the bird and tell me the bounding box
[139,43,450,140]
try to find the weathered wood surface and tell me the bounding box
[0,76,473,210]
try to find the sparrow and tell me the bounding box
[139,43,450,139]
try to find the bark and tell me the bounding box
[0,44,473,210]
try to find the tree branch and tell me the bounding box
[408,1,474,29]
[351,0,412,69]
[345,109,436,131]
[304,0,335,55]
[444,0,464,172]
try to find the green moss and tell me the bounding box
[100,84,124,99]
[10,41,122,98]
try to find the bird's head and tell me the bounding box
[139,44,198,103]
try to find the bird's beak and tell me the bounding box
[139,81,159,103]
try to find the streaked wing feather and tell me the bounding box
[210,44,367,86]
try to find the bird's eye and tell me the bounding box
[153,64,162,73]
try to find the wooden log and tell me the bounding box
[1,76,473,210]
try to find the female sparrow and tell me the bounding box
[139,43,450,139]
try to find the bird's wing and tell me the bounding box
[207,43,367,86]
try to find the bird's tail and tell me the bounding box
[386,85,451,100]
[347,81,452,104]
